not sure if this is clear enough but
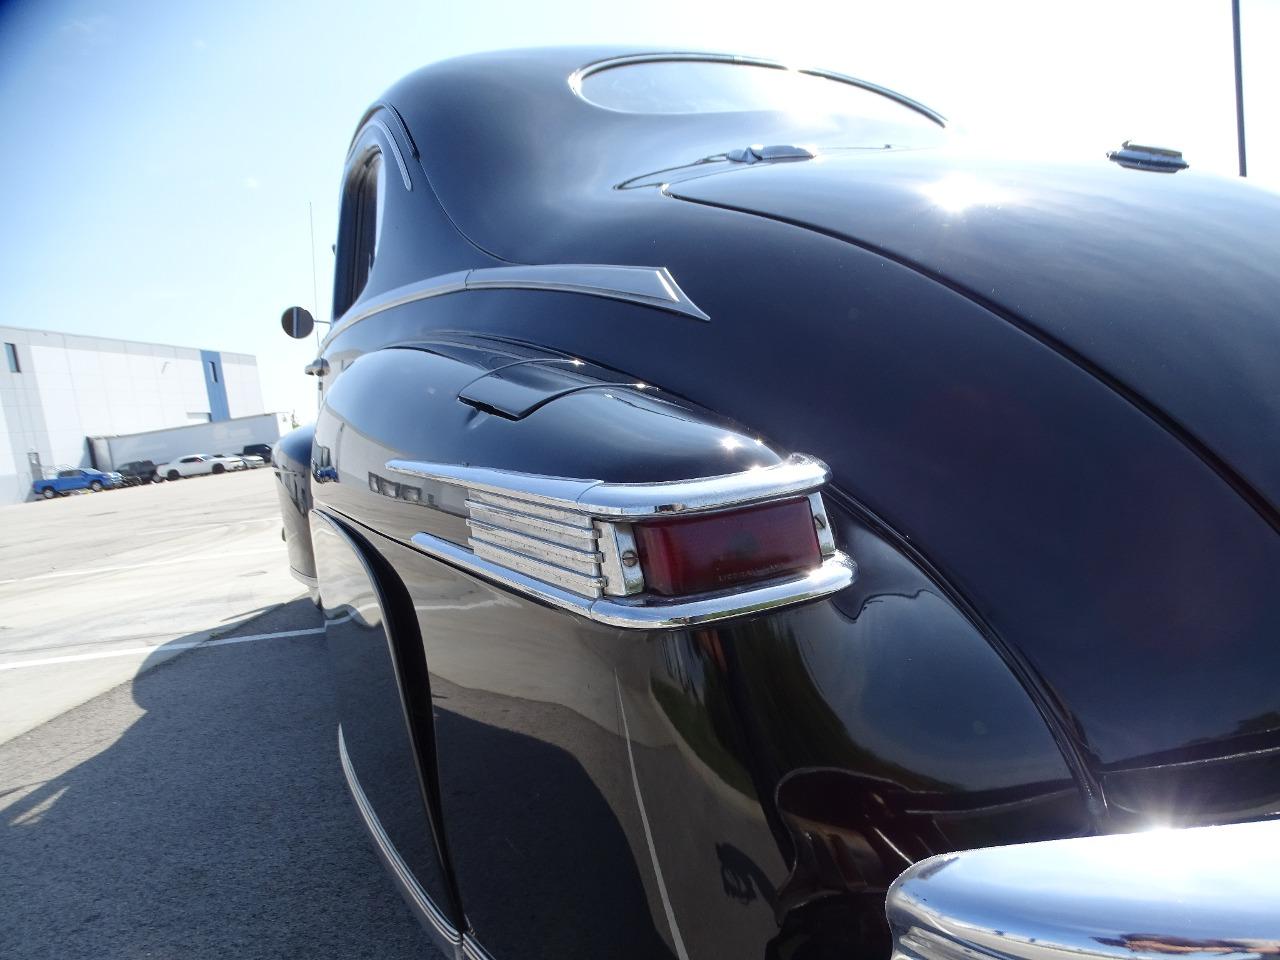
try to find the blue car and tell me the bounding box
[32,468,120,499]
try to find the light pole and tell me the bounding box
[1232,0,1247,177]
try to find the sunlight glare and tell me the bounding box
[920,172,1014,213]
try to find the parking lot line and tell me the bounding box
[0,618,348,672]
[0,546,282,586]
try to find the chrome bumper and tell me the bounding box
[888,820,1280,960]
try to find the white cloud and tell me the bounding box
[61,15,107,35]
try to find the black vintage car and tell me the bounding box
[274,49,1280,960]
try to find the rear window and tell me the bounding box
[578,59,939,130]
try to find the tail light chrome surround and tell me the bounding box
[387,454,855,629]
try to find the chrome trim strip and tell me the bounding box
[465,264,710,321]
[592,555,855,627]
[336,726,461,948]
[570,52,947,127]
[461,934,498,960]
[323,264,710,347]
[409,531,854,629]
[327,269,470,345]
[798,67,947,127]
[367,117,412,190]
[387,454,830,517]
[584,456,828,515]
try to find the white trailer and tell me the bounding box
[89,413,290,470]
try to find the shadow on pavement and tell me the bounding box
[0,597,442,960]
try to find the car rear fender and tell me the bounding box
[307,334,1091,959]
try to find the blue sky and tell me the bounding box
[1,0,1276,418]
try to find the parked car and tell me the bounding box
[212,452,253,470]
[241,442,274,465]
[155,454,213,480]
[116,460,160,484]
[239,453,266,469]
[32,467,116,498]
[156,453,249,480]
[272,49,1280,960]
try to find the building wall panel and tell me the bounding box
[0,325,268,502]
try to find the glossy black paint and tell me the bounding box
[311,511,460,934]
[288,46,1280,960]
[665,150,1280,526]
[311,318,1094,958]
[333,504,1087,960]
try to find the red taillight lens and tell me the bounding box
[633,497,821,597]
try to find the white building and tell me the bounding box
[0,325,266,503]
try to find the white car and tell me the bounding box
[155,453,244,480]
[213,452,256,470]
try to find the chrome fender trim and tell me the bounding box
[324,263,709,347]
[336,725,461,951]
[409,531,854,629]
[465,264,708,320]
[386,453,829,517]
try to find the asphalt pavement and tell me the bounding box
[0,470,302,743]
[0,473,446,959]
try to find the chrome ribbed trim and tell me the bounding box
[463,487,610,598]
[467,519,603,575]
[386,453,829,517]
[324,263,709,347]
[337,726,460,949]
[465,497,599,546]
[410,530,854,629]
[470,537,607,598]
